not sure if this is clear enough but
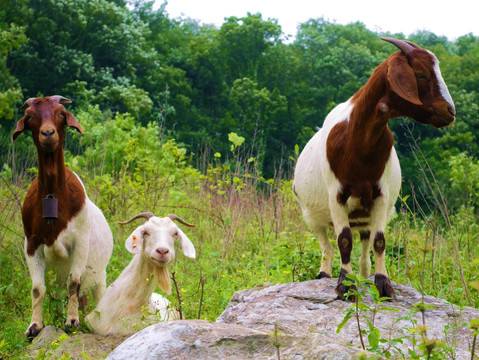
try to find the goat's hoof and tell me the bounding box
[375,274,395,300]
[335,283,356,302]
[65,319,81,334]
[25,322,44,341]
[335,269,356,301]
[316,271,332,279]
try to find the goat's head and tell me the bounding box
[381,37,455,128]
[119,212,196,267]
[12,96,83,152]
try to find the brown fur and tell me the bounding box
[338,227,352,265]
[373,232,386,254]
[14,97,85,256]
[327,49,454,209]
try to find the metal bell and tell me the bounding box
[43,194,58,224]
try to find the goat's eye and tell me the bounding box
[415,73,427,80]
[174,231,179,237]
[142,231,149,237]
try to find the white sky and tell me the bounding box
[159,0,478,41]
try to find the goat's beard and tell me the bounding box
[154,266,171,295]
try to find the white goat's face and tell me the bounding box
[125,217,196,267]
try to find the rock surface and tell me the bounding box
[106,320,367,360]
[27,326,129,359]
[29,279,479,359]
[218,278,479,358]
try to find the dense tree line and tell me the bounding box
[1,0,478,210]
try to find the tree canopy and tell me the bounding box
[2,0,479,209]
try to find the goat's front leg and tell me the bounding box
[25,241,46,339]
[369,193,394,299]
[329,191,353,300]
[65,237,89,332]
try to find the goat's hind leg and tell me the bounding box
[65,239,89,332]
[359,230,371,278]
[315,226,334,279]
[91,269,107,303]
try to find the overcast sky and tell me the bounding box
[159,0,478,41]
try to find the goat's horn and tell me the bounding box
[380,37,417,54]
[167,214,195,228]
[50,95,72,105]
[404,40,420,49]
[20,98,36,112]
[119,212,155,225]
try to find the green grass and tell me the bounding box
[1,130,478,359]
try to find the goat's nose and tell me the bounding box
[41,129,55,137]
[448,106,456,117]
[156,248,169,255]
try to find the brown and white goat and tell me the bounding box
[85,212,195,336]
[13,96,113,338]
[293,38,455,299]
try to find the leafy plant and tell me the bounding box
[336,273,399,357]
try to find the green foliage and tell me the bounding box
[1,109,479,358]
[336,274,401,357]
[1,0,478,183]
[448,152,479,208]
[35,333,70,360]
[0,2,479,357]
[335,274,464,359]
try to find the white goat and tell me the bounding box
[293,37,455,299]
[13,96,113,338]
[85,212,195,336]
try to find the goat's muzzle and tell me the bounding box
[151,247,171,264]
[430,103,456,128]
[39,126,60,152]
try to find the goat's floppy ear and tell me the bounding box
[65,111,84,134]
[12,116,27,141]
[387,55,422,106]
[125,227,143,254]
[177,228,196,258]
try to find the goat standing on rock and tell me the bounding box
[293,38,455,300]
[13,96,113,338]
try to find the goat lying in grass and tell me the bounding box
[13,96,113,338]
[293,37,455,300]
[85,212,195,336]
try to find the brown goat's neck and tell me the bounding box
[36,148,67,195]
[349,62,395,152]
[327,61,397,210]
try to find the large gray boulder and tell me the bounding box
[106,319,371,360]
[217,278,478,358]
[30,279,479,359]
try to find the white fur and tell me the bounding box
[26,173,113,333]
[427,50,455,110]
[85,216,193,336]
[293,99,401,277]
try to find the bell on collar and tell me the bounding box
[43,194,58,224]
